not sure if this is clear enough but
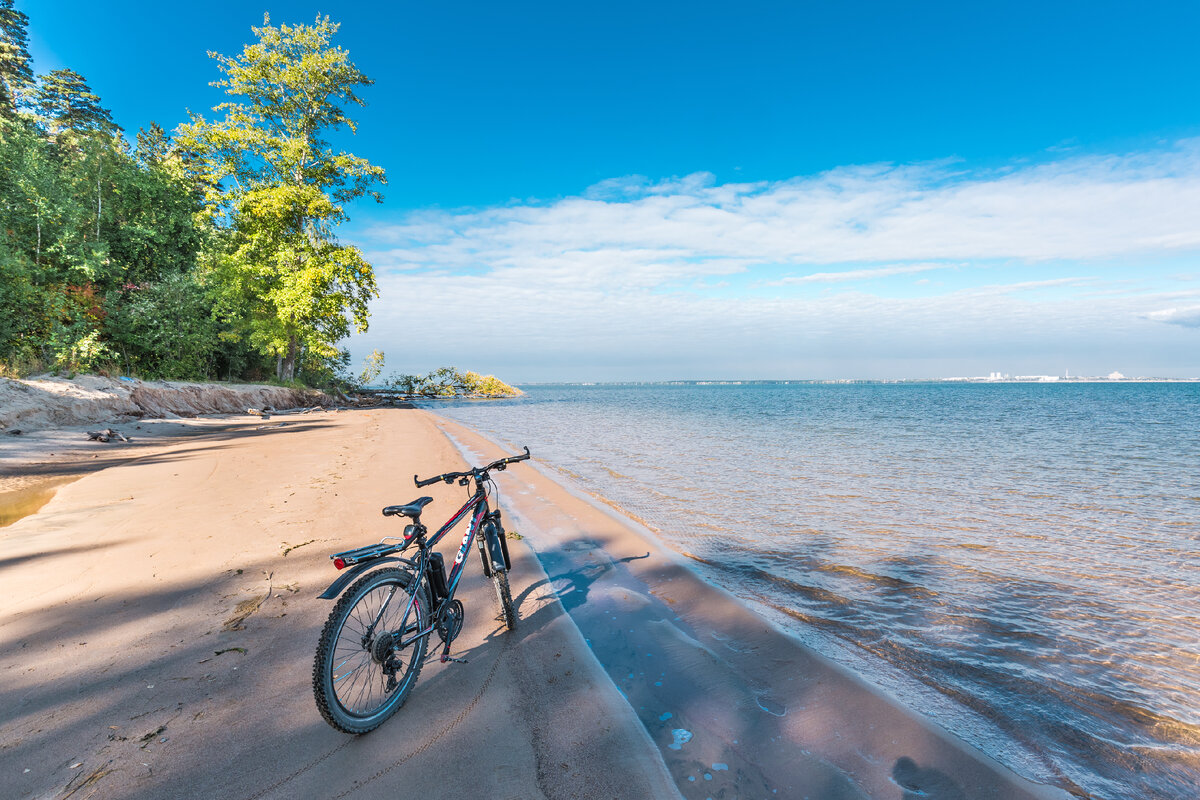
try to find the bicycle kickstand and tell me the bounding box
[439,641,468,664]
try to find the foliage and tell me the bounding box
[358,348,385,386]
[33,68,119,136]
[385,367,522,398]
[0,0,33,115]
[0,10,389,389]
[178,14,384,383]
[105,273,221,378]
[460,370,523,397]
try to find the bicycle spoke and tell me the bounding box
[324,580,426,714]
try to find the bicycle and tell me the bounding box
[311,447,531,734]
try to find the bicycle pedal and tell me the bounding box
[439,654,469,664]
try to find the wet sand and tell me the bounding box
[0,407,1069,799]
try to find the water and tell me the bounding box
[0,476,77,528]
[430,383,1200,800]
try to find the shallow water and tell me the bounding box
[0,477,77,528]
[431,383,1200,800]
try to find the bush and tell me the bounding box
[384,366,521,398]
[105,273,220,379]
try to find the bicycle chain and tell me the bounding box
[238,632,513,800]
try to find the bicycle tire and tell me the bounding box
[492,568,517,631]
[312,567,430,734]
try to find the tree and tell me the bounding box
[33,68,119,136]
[179,14,384,382]
[0,0,33,116]
[134,121,171,166]
[358,348,384,386]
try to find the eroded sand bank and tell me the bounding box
[1,406,1068,799]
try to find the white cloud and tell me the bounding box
[349,140,1200,379]
[1145,305,1200,328]
[365,139,1200,276]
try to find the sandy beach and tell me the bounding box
[1,406,1069,799]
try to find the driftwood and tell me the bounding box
[246,407,271,418]
[267,405,325,416]
[86,428,130,443]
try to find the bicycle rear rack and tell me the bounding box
[330,542,403,569]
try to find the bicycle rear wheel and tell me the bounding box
[492,569,517,631]
[312,567,430,733]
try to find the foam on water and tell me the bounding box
[430,382,1200,800]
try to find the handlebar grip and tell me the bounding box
[415,474,438,488]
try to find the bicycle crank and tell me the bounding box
[435,599,464,644]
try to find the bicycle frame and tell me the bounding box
[393,481,491,649]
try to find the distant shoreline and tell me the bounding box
[511,377,1200,386]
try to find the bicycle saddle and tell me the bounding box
[382,496,434,519]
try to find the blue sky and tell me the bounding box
[21,1,1200,379]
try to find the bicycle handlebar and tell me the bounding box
[414,446,531,488]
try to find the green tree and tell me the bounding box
[0,0,33,116]
[134,122,167,163]
[33,68,119,136]
[32,67,124,279]
[179,14,384,382]
[104,130,205,285]
[358,348,384,387]
[0,113,98,367]
[105,272,219,378]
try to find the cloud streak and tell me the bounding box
[764,263,951,285]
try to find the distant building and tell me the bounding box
[1108,371,1125,380]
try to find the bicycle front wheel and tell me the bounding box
[492,569,517,631]
[312,567,430,734]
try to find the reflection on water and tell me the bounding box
[432,383,1200,800]
[0,477,77,528]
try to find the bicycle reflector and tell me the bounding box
[333,557,347,570]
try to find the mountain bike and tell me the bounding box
[311,447,531,734]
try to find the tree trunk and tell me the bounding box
[96,158,102,240]
[278,336,299,382]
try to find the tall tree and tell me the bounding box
[33,68,119,136]
[135,121,170,166]
[0,0,32,116]
[179,14,384,381]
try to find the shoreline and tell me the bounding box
[1,404,1069,798]
[428,411,1069,799]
